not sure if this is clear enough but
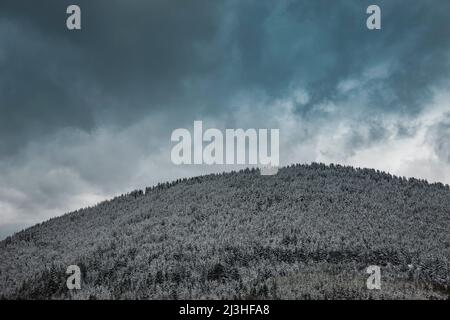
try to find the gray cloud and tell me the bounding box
[428,113,450,163]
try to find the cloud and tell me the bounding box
[427,115,450,164]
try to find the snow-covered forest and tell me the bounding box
[0,163,449,299]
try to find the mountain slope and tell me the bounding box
[1,163,449,299]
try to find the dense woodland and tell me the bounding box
[0,163,449,299]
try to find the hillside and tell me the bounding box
[0,163,449,299]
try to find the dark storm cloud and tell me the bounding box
[1,0,450,156]
[0,0,227,156]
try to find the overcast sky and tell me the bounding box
[1,0,450,239]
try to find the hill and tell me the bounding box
[0,163,449,299]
